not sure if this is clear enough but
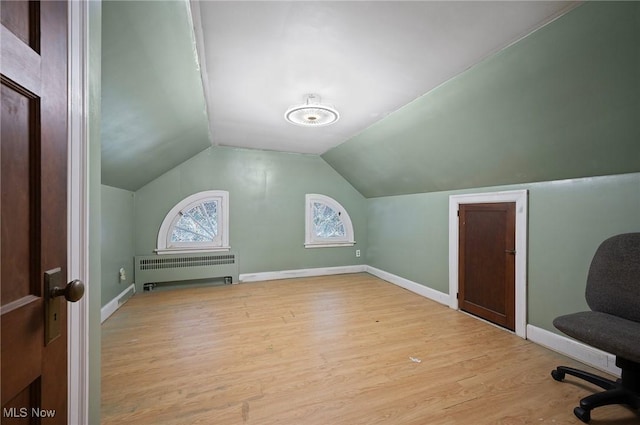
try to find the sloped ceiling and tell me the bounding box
[100,1,638,196]
[322,1,640,197]
[191,1,575,155]
[101,0,210,191]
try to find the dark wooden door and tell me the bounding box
[1,1,70,423]
[459,203,516,331]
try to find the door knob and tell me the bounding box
[45,269,84,344]
[50,279,85,302]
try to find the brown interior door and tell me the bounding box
[459,202,516,331]
[1,1,71,423]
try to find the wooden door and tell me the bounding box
[1,1,70,423]
[459,203,516,331]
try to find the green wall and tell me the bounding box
[101,0,211,191]
[101,185,135,307]
[367,173,640,333]
[527,174,640,331]
[368,190,450,290]
[134,146,367,283]
[323,2,640,198]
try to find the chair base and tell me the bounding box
[551,358,640,423]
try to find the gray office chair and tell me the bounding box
[551,232,640,423]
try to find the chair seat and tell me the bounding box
[553,311,640,364]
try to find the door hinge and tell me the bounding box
[456,292,459,299]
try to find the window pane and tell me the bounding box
[202,201,218,235]
[189,204,215,237]
[171,227,210,242]
[313,202,345,238]
[171,200,219,243]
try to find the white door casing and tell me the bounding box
[67,1,89,423]
[449,190,528,338]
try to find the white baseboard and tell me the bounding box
[240,264,448,310]
[366,266,450,306]
[101,283,136,324]
[239,265,367,283]
[365,267,621,377]
[526,324,620,377]
[212,264,622,378]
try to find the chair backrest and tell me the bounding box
[586,232,640,322]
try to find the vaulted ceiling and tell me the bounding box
[101,0,211,191]
[190,1,575,155]
[101,1,639,195]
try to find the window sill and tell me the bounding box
[154,247,231,255]
[304,242,355,248]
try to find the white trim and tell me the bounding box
[366,266,450,306]
[155,247,231,255]
[526,325,621,377]
[223,262,623,379]
[240,266,620,378]
[304,242,355,248]
[239,264,449,305]
[100,284,136,324]
[305,194,356,248]
[449,190,528,338]
[157,190,229,252]
[67,1,89,423]
[240,265,450,305]
[239,265,366,283]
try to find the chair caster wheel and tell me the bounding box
[551,369,565,381]
[574,406,590,423]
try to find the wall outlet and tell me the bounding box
[355,249,361,258]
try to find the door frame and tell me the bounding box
[67,1,89,423]
[448,190,528,338]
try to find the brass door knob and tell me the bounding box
[50,279,85,302]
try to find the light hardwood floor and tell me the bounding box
[101,274,639,424]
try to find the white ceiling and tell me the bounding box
[191,1,577,155]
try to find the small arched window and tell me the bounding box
[156,190,230,254]
[305,194,355,248]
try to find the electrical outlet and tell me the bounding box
[355,249,361,258]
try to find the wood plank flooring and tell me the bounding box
[101,273,639,424]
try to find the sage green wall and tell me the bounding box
[527,174,640,331]
[134,146,367,283]
[367,173,640,334]
[323,2,640,198]
[101,0,211,191]
[88,0,102,422]
[368,190,450,289]
[101,185,135,307]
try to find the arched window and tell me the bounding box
[156,190,230,254]
[305,194,355,248]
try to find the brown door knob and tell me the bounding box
[50,279,85,302]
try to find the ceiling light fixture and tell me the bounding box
[284,94,339,127]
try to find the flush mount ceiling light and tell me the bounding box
[284,94,339,127]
